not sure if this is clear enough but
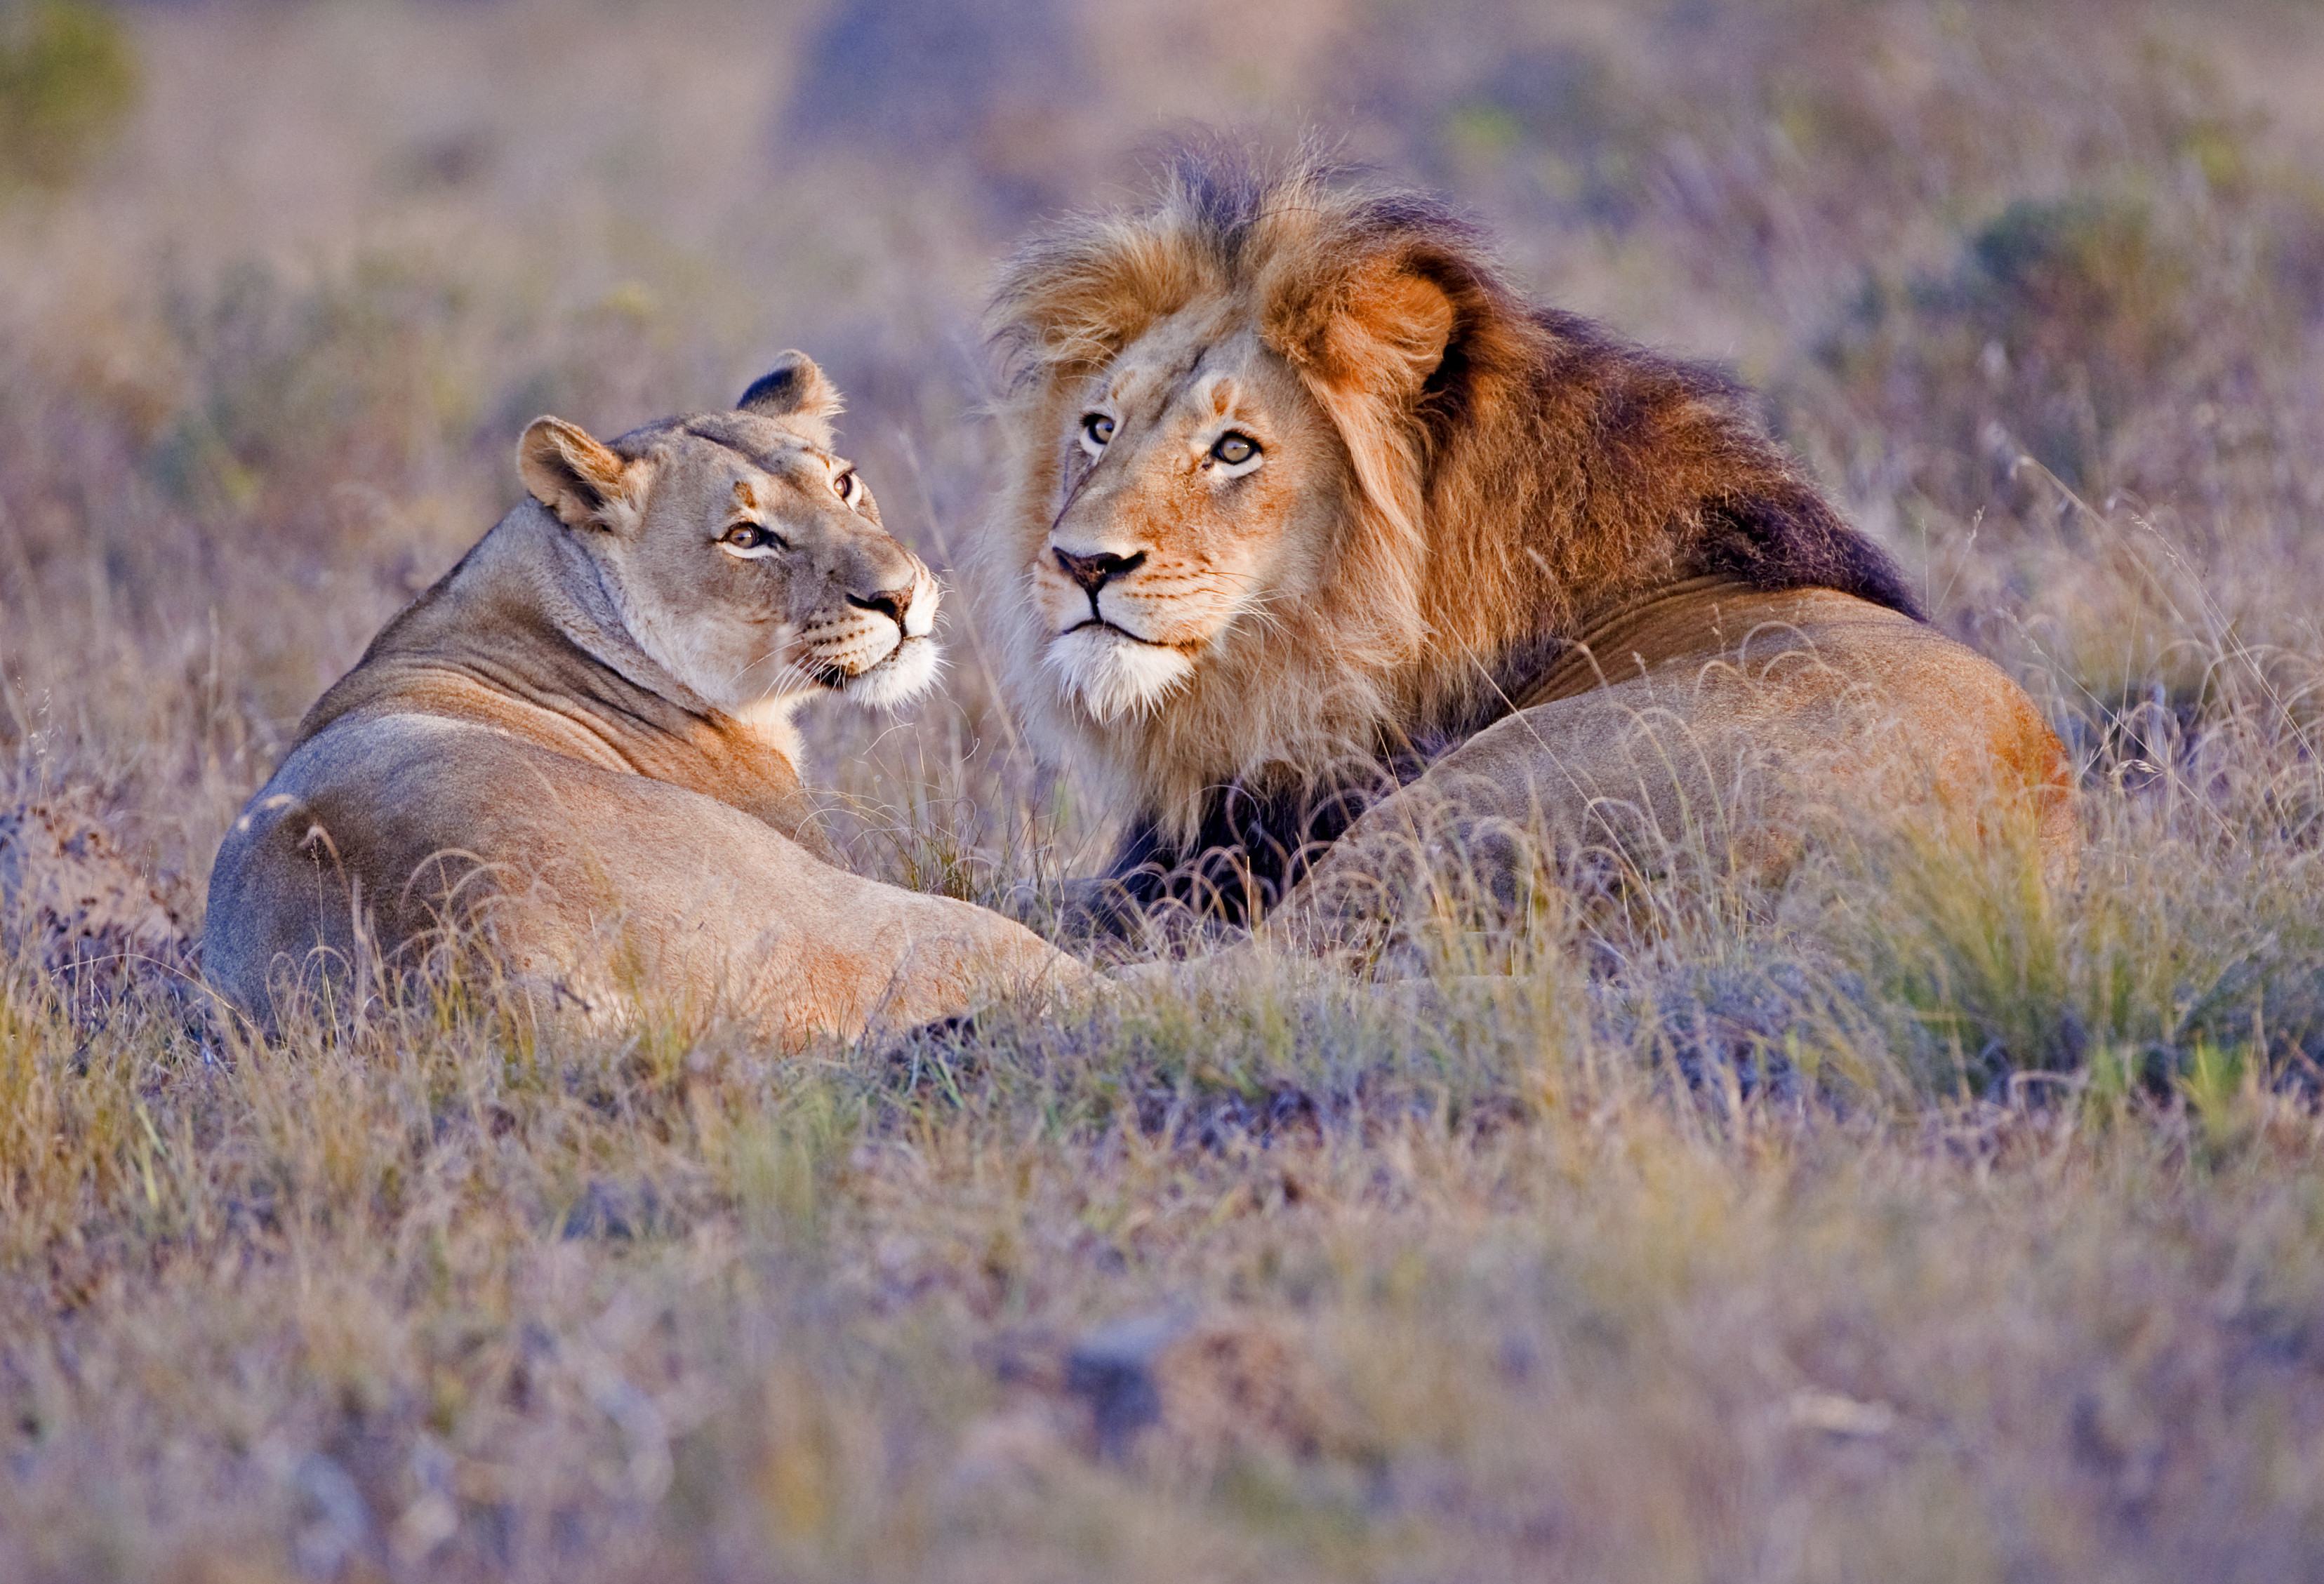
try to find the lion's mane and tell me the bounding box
[980,146,1918,917]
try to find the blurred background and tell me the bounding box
[11,7,2324,1578]
[2,0,2322,896]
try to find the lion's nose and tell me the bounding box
[1054,547,1146,596]
[849,584,915,632]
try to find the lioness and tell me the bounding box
[975,152,2074,952]
[206,354,1084,1041]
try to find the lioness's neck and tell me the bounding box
[297,505,827,851]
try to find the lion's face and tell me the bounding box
[1028,312,1346,724]
[982,166,1482,832]
[519,355,941,730]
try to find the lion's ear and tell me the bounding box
[519,417,637,531]
[1268,257,1456,407]
[738,350,842,446]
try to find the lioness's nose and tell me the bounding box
[1054,547,1145,595]
[849,583,915,631]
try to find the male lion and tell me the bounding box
[975,152,2074,952]
[206,354,1085,1041]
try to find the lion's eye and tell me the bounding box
[1081,413,1115,450]
[722,523,778,551]
[1211,432,1260,467]
[832,468,859,505]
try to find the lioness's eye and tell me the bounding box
[1211,432,1259,467]
[722,523,778,551]
[832,468,858,505]
[1082,413,1115,448]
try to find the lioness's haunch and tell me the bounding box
[205,354,1086,1040]
[975,149,2074,950]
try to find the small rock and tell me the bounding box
[1065,1307,1193,1460]
[557,1178,662,1240]
[1785,1388,1900,1439]
[1054,1306,1353,1470]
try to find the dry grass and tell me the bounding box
[5,0,2324,1578]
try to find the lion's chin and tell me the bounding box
[1043,625,1194,724]
[837,635,941,710]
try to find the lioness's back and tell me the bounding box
[208,712,976,1036]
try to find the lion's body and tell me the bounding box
[1268,577,2073,950]
[976,152,2074,940]
[206,371,1083,1041]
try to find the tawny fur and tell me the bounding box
[206,358,1086,1041]
[975,148,2067,929]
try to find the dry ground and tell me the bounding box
[5,1,2324,1578]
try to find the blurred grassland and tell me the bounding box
[5,0,2324,1578]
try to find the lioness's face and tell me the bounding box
[614,420,939,717]
[1028,312,1345,723]
[521,356,941,724]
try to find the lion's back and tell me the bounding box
[1478,583,2076,867]
[1268,585,2078,950]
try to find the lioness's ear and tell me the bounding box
[519,417,634,531]
[738,350,842,446]
[1267,256,1456,406]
